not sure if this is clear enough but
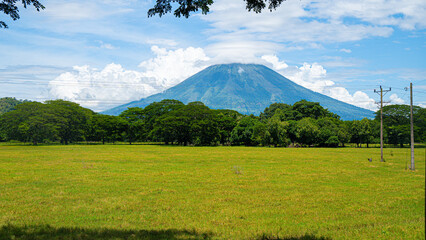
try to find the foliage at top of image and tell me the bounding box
[0,0,44,28]
[148,0,287,18]
[1,0,285,28]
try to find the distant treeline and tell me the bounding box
[0,97,30,115]
[0,98,424,146]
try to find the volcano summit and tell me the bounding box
[103,63,373,120]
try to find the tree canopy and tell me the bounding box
[148,0,286,18]
[1,0,286,28]
[0,0,44,28]
[1,98,424,147]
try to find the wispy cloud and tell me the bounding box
[340,48,352,53]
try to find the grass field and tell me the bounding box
[0,145,424,239]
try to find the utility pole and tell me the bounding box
[410,83,415,170]
[374,86,391,162]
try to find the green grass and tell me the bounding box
[0,145,424,240]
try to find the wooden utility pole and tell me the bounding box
[410,83,415,170]
[374,86,391,162]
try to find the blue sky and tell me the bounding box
[0,0,425,111]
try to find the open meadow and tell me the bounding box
[0,145,424,240]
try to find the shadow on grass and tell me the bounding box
[257,234,331,240]
[0,224,213,240]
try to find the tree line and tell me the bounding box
[0,98,424,146]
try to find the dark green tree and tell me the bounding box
[414,107,426,142]
[213,109,241,145]
[336,121,351,147]
[119,107,145,144]
[292,100,339,120]
[45,100,93,145]
[141,99,184,141]
[1,0,44,28]
[376,104,425,146]
[152,102,219,145]
[253,121,271,146]
[266,116,289,147]
[316,117,341,147]
[0,102,59,144]
[260,103,293,121]
[349,120,362,147]
[294,117,319,146]
[287,120,298,145]
[87,114,127,144]
[148,0,286,18]
[230,115,261,146]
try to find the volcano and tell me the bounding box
[102,63,374,120]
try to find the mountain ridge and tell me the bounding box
[102,63,374,120]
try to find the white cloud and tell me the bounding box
[326,88,377,110]
[261,55,288,70]
[202,0,401,45]
[389,94,405,104]
[199,0,425,59]
[262,55,378,110]
[49,46,210,111]
[340,48,352,53]
[283,63,333,93]
[138,46,210,89]
[311,0,426,30]
[48,64,155,111]
[205,41,281,64]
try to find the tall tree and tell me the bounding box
[141,99,184,141]
[119,107,145,144]
[230,115,261,146]
[266,116,289,147]
[0,102,58,144]
[152,102,219,145]
[45,100,93,145]
[294,117,319,146]
[292,100,339,120]
[260,103,293,121]
[87,114,127,144]
[376,104,425,146]
[316,117,342,147]
[213,109,241,145]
